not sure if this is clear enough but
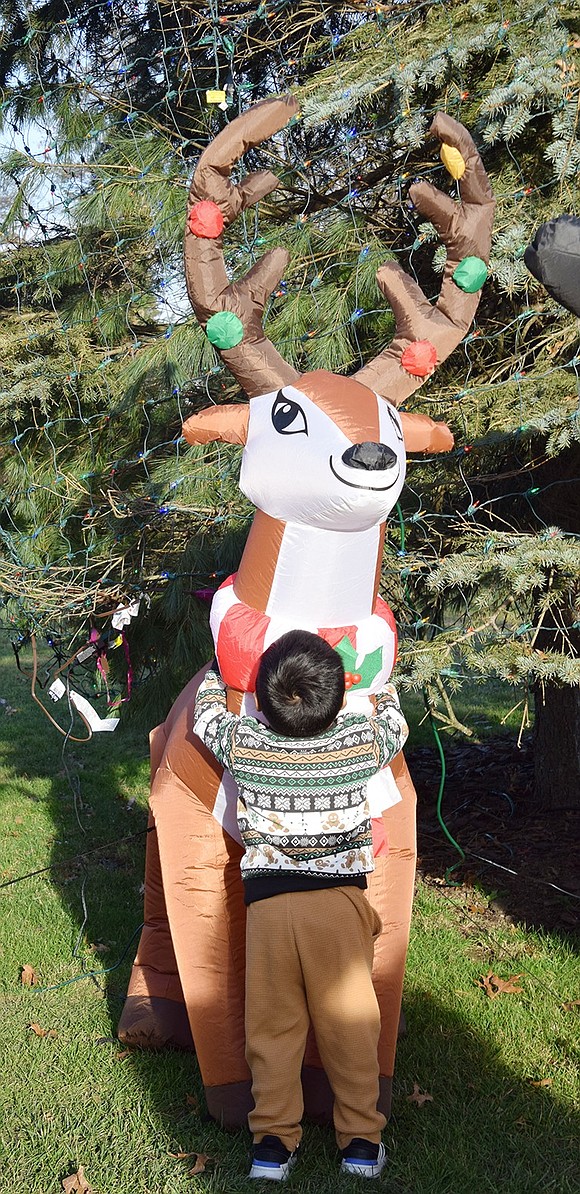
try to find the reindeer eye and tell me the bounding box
[386,402,404,441]
[271,393,308,436]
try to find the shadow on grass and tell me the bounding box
[408,730,580,942]
[0,647,151,1031]
[2,646,578,1192]
[74,985,578,1194]
[382,986,580,1194]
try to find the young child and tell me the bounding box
[193,629,408,1182]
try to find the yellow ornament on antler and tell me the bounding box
[440,142,466,179]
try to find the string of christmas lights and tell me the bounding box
[0,0,578,729]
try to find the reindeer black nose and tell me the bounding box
[341,441,398,471]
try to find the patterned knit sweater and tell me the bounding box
[193,671,408,900]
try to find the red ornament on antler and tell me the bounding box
[400,339,438,378]
[188,199,225,239]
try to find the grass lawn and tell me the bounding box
[0,637,578,1193]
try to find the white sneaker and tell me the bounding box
[249,1135,298,1182]
[340,1139,387,1179]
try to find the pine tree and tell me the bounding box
[0,0,579,801]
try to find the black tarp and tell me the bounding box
[524,214,580,317]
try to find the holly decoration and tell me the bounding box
[335,636,384,689]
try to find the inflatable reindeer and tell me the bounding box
[118,96,494,1128]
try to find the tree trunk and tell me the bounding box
[534,684,580,810]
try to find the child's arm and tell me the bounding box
[193,668,238,769]
[371,683,409,767]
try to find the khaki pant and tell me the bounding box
[245,886,386,1152]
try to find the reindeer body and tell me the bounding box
[118,96,494,1128]
[211,371,404,688]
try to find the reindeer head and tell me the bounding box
[182,96,494,533]
[237,371,406,532]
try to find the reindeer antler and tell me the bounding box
[354,112,495,405]
[186,102,494,412]
[185,95,300,398]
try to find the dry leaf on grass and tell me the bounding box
[28,1022,57,1038]
[116,1049,132,1061]
[168,1152,197,1160]
[529,1078,553,1087]
[20,963,39,986]
[185,1093,199,1110]
[62,1166,93,1193]
[562,999,580,1012]
[189,1154,212,1176]
[476,971,524,999]
[406,1083,433,1106]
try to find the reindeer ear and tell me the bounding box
[182,404,250,446]
[400,412,454,454]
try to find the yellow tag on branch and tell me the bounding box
[206,89,227,105]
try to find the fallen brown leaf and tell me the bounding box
[406,1082,433,1107]
[168,1152,196,1160]
[476,971,524,999]
[185,1093,199,1110]
[116,1049,131,1061]
[20,963,39,987]
[28,1022,57,1039]
[62,1166,93,1193]
[562,999,580,1012]
[188,1154,211,1176]
[493,973,524,996]
[529,1078,553,1087]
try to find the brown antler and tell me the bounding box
[185,95,300,398]
[354,112,495,406]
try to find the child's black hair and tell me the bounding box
[256,629,345,738]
